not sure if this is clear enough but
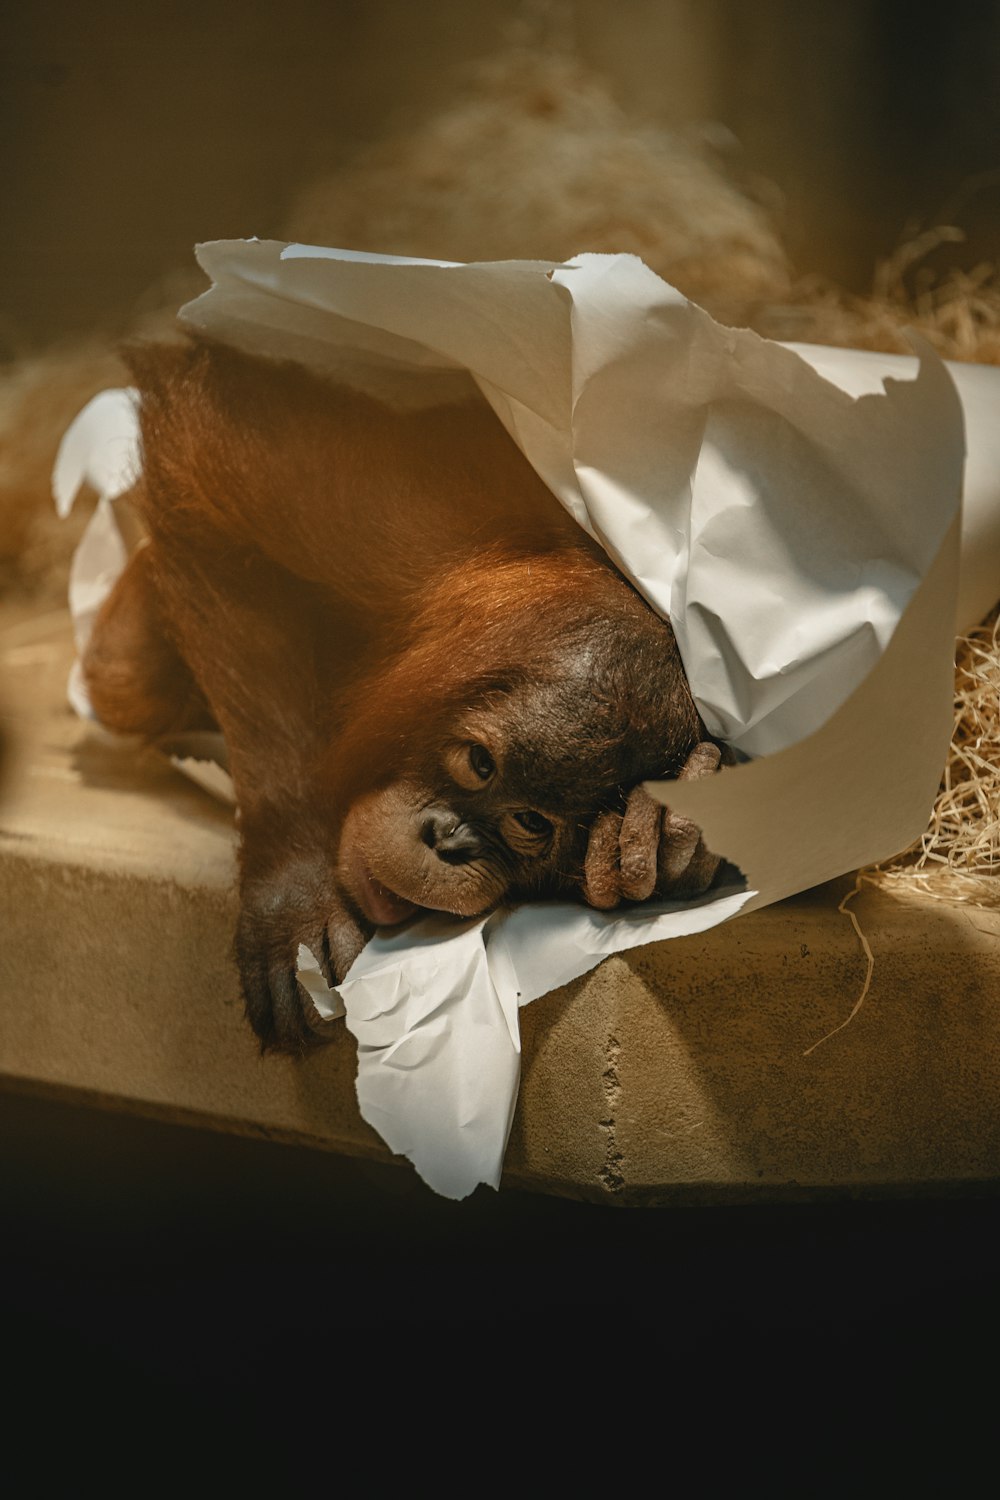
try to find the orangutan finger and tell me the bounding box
[671,838,722,898]
[582,806,624,910]
[678,740,722,781]
[619,785,662,901]
[657,809,702,887]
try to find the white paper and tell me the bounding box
[54,392,237,799]
[58,243,990,1199]
[183,243,966,756]
[53,388,139,661]
[295,943,346,1022]
[785,342,1000,633]
[331,880,754,1196]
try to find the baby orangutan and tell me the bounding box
[83,338,723,1050]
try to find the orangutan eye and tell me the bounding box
[512,809,551,836]
[469,744,496,781]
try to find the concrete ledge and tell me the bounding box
[3,609,1000,1203]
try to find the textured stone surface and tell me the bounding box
[3,608,1000,1203]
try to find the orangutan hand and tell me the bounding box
[581,741,722,910]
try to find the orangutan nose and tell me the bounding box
[421,808,486,863]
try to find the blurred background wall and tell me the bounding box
[3,0,999,348]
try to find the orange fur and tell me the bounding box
[85,336,710,1051]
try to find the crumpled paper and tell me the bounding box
[54,389,237,796]
[57,241,996,1199]
[53,388,140,722]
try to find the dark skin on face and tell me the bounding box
[83,337,724,1053]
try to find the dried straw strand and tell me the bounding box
[865,609,1000,905]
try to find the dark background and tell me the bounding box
[4,1086,999,1431]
